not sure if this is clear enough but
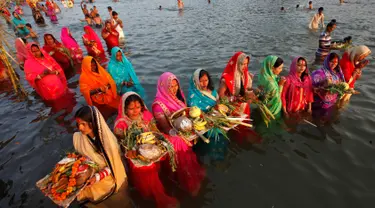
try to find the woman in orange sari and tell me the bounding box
[79,56,119,113]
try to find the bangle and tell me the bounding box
[95,173,100,182]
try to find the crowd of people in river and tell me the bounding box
[0,0,373,207]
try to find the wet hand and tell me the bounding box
[353,68,362,77]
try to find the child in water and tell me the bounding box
[94,13,102,28]
[308,1,313,10]
[25,23,38,38]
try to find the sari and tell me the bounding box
[220,52,253,117]
[340,45,371,89]
[61,27,83,63]
[24,43,67,100]
[47,4,58,22]
[113,92,178,208]
[108,47,145,97]
[73,106,127,202]
[152,72,205,196]
[82,26,105,59]
[311,53,345,109]
[15,38,27,65]
[12,16,30,36]
[188,69,228,161]
[43,34,74,73]
[281,57,314,113]
[102,23,119,52]
[79,56,119,109]
[258,55,283,118]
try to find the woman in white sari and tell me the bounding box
[73,106,127,203]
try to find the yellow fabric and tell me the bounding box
[73,107,127,202]
[79,56,118,107]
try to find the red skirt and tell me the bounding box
[128,159,178,208]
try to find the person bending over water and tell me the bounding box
[25,23,38,39]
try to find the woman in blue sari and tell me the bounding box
[12,12,30,37]
[108,47,145,98]
[188,69,228,162]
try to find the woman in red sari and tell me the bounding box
[152,72,205,196]
[82,25,106,62]
[24,43,67,100]
[281,56,313,116]
[340,45,371,101]
[43,34,74,75]
[102,20,119,53]
[218,51,254,117]
[114,92,178,208]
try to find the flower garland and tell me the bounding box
[50,154,84,201]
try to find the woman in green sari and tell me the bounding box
[187,69,228,162]
[257,55,286,118]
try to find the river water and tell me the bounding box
[1,0,375,207]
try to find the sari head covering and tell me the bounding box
[153,72,186,113]
[43,33,61,49]
[322,53,344,84]
[108,47,145,97]
[188,68,218,112]
[221,52,252,96]
[258,55,282,116]
[114,92,152,133]
[79,56,117,106]
[60,27,80,49]
[73,106,126,202]
[15,38,27,64]
[348,45,371,64]
[12,13,30,36]
[24,42,67,100]
[283,57,313,112]
[83,25,105,53]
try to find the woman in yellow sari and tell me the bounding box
[79,56,119,114]
[73,106,127,203]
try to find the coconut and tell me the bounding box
[189,106,201,118]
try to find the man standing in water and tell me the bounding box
[111,11,125,44]
[315,22,337,62]
[80,1,89,16]
[107,6,113,19]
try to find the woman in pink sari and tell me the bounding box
[24,43,67,100]
[61,27,83,64]
[114,92,178,208]
[15,38,28,68]
[46,3,58,22]
[152,72,205,196]
[82,25,106,62]
[281,56,314,116]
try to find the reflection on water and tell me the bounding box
[1,0,375,207]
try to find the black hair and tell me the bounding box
[124,94,145,113]
[309,1,312,4]
[75,106,95,128]
[95,13,100,17]
[112,11,118,16]
[328,53,339,62]
[273,57,284,68]
[297,57,309,80]
[281,7,284,10]
[318,7,324,12]
[326,22,335,30]
[107,6,112,10]
[330,19,336,23]
[30,44,43,57]
[21,38,27,44]
[26,23,32,28]
[85,14,90,18]
[296,4,300,8]
[12,11,17,16]
[199,69,214,91]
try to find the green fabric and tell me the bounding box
[257,55,282,117]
